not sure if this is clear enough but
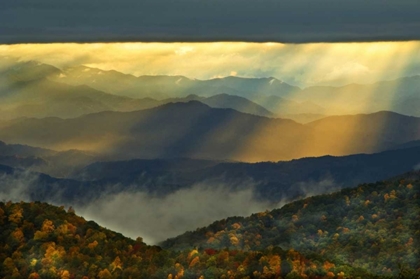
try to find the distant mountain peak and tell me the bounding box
[183,94,201,99]
[158,100,211,110]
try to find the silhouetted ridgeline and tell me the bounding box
[0,102,419,162]
[1,147,419,205]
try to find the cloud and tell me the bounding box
[295,177,341,197]
[75,181,285,245]
[312,62,371,86]
[0,172,33,202]
[414,163,420,171]
[0,172,286,245]
[1,0,420,43]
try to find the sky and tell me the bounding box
[1,0,420,43]
[1,42,420,87]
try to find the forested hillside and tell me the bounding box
[1,202,380,279]
[162,172,420,277]
[1,172,419,278]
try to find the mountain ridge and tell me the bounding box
[0,102,418,162]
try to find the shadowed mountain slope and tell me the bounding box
[72,146,420,201]
[1,146,418,205]
[0,102,419,162]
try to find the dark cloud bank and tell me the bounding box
[1,0,420,43]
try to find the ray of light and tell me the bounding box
[0,42,420,162]
[1,42,420,88]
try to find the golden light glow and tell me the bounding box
[1,42,420,87]
[0,42,419,161]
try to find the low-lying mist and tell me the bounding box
[0,170,345,245]
[76,182,286,244]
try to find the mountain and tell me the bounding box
[57,66,184,100]
[72,146,420,201]
[293,75,420,116]
[0,155,47,169]
[54,64,420,117]
[252,95,326,115]
[0,140,99,178]
[0,60,61,84]
[0,102,419,162]
[161,172,420,276]
[0,60,282,119]
[0,201,380,279]
[56,66,301,100]
[0,201,162,278]
[392,97,420,117]
[279,113,327,124]
[3,60,420,118]
[0,101,306,161]
[3,59,420,117]
[0,140,56,157]
[163,93,274,117]
[2,145,416,206]
[390,140,420,150]
[304,111,420,155]
[0,73,161,119]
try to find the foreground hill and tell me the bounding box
[1,201,382,279]
[0,201,162,278]
[0,102,419,162]
[162,172,420,277]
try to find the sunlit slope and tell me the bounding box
[301,111,420,157]
[0,102,419,162]
[162,172,420,276]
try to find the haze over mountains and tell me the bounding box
[1,59,420,122]
[55,63,420,116]
[1,144,419,243]
[1,102,419,162]
[0,51,419,278]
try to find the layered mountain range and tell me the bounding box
[1,59,420,121]
[0,57,419,278]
